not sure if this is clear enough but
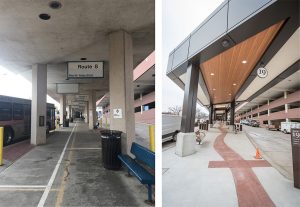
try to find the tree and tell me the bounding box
[168,106,182,115]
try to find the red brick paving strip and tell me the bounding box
[3,140,34,162]
[210,129,275,207]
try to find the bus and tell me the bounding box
[0,95,56,146]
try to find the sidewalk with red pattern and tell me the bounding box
[163,123,300,207]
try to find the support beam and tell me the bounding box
[209,104,213,125]
[109,30,135,154]
[31,64,47,145]
[89,91,97,129]
[180,64,199,133]
[230,101,235,125]
[59,94,66,125]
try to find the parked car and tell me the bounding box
[240,119,250,125]
[280,122,300,134]
[250,120,260,127]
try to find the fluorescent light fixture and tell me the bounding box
[242,60,247,64]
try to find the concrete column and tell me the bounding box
[84,102,89,123]
[140,93,143,114]
[109,30,135,154]
[31,64,47,145]
[68,105,72,119]
[88,91,97,129]
[59,94,66,125]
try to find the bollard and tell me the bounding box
[149,125,155,152]
[100,118,103,128]
[0,127,3,166]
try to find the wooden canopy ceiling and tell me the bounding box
[200,20,284,104]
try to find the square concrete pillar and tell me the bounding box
[176,132,196,157]
[89,91,97,129]
[109,30,135,154]
[59,94,66,125]
[31,64,47,145]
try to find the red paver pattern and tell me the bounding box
[212,128,275,207]
[3,140,34,162]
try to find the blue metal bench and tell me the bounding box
[118,142,155,204]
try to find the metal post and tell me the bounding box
[180,64,199,133]
[230,101,235,125]
[209,104,213,125]
[0,127,3,166]
[149,125,155,152]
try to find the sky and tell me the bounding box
[162,0,224,113]
[0,65,59,108]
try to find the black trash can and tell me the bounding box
[70,118,73,123]
[100,130,122,170]
[63,119,69,127]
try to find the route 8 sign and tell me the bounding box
[257,67,268,78]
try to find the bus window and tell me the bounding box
[13,103,24,120]
[0,101,12,121]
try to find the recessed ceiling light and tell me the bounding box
[80,58,87,60]
[242,60,247,64]
[49,1,62,9]
[210,73,215,76]
[213,88,216,91]
[39,13,51,20]
[233,83,237,86]
[229,93,231,96]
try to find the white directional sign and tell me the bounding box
[75,95,89,101]
[68,61,104,78]
[56,84,79,94]
[257,67,268,78]
[113,109,122,119]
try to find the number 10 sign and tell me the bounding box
[257,67,268,78]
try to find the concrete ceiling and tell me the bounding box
[0,0,154,102]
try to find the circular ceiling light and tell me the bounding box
[49,1,62,9]
[229,93,231,96]
[233,83,237,86]
[39,13,51,20]
[210,73,215,76]
[242,60,247,64]
[213,88,216,91]
[221,39,230,48]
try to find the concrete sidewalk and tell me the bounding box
[162,126,300,207]
[0,121,148,206]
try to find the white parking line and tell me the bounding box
[67,147,101,150]
[0,185,46,188]
[37,124,77,207]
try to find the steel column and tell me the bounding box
[180,64,199,133]
[209,104,213,124]
[230,101,235,125]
